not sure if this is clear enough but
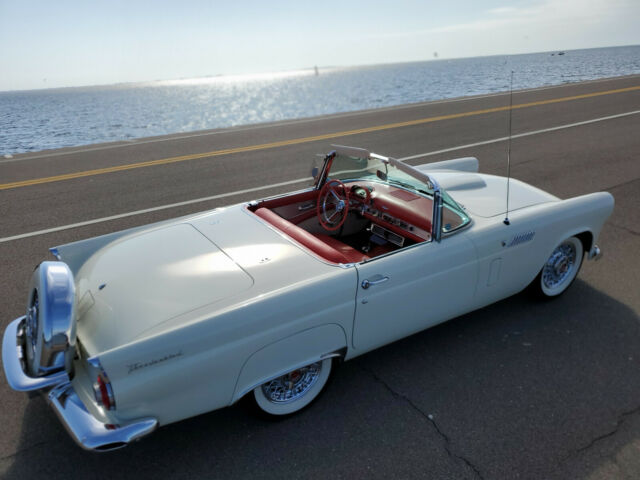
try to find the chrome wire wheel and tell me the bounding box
[261,362,322,404]
[539,236,583,297]
[252,358,333,416]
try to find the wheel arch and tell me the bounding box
[231,324,348,404]
[542,227,593,266]
[574,230,593,253]
[527,228,591,284]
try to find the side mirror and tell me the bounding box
[311,167,319,179]
[376,170,387,181]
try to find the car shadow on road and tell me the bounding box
[3,280,639,479]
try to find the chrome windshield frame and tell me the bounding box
[383,154,443,243]
[319,146,445,243]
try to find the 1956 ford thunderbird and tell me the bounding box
[2,145,614,451]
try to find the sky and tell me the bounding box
[1,0,639,91]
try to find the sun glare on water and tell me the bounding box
[153,68,321,87]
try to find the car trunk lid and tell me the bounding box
[74,223,254,354]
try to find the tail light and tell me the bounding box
[89,358,116,411]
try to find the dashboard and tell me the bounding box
[347,181,433,243]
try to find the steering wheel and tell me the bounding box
[317,179,350,231]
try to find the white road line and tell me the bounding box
[1,109,638,244]
[399,110,640,161]
[4,75,635,163]
[0,178,309,243]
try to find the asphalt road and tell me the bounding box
[1,75,639,479]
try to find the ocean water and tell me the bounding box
[1,45,639,155]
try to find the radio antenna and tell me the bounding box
[504,70,514,226]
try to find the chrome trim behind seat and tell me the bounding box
[48,382,158,452]
[2,317,69,391]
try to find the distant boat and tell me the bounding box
[558,51,565,56]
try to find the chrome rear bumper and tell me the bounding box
[48,382,157,451]
[2,317,69,391]
[2,317,157,451]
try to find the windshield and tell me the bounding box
[322,152,469,232]
[329,153,432,192]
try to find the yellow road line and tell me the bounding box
[2,85,639,191]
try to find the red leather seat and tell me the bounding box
[313,234,369,263]
[254,208,369,264]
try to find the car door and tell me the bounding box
[352,233,478,354]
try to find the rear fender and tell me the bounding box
[470,191,614,303]
[538,192,614,261]
[504,191,614,290]
[232,324,347,403]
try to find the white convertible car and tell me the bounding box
[2,145,613,451]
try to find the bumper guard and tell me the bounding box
[48,382,157,451]
[587,244,602,261]
[2,317,70,391]
[3,317,158,451]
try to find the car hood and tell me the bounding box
[429,171,559,217]
[74,223,255,354]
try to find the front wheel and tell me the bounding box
[531,236,584,298]
[251,358,333,417]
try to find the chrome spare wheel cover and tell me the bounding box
[261,362,322,404]
[25,261,77,376]
[542,242,577,289]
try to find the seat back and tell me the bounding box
[254,208,356,264]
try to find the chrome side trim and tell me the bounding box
[319,352,343,359]
[2,317,69,392]
[48,382,157,452]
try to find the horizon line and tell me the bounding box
[2,43,638,94]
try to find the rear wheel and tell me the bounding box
[251,358,333,417]
[531,236,584,298]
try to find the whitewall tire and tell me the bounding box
[535,236,584,298]
[252,358,333,417]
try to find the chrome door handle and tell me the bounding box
[361,276,389,289]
